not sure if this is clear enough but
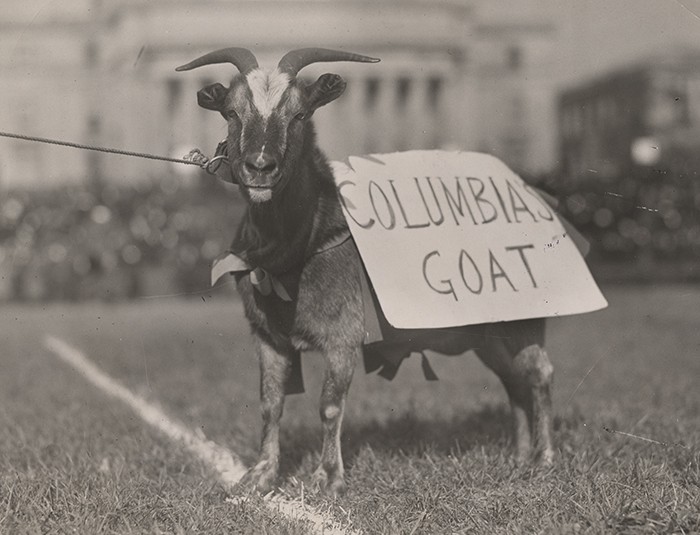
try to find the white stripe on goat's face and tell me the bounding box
[246,68,292,120]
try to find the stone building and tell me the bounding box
[558,48,700,182]
[0,0,559,187]
[0,1,95,187]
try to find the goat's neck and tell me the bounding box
[236,151,333,275]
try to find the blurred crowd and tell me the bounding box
[1,162,698,303]
[556,149,700,282]
[0,177,244,302]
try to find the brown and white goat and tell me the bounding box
[177,47,555,495]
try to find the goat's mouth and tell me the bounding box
[238,175,282,203]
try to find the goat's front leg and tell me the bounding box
[240,336,293,494]
[312,346,358,496]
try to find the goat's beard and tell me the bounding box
[245,187,273,203]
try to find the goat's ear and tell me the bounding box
[197,83,228,111]
[306,73,347,111]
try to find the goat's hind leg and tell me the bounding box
[239,336,293,493]
[476,319,554,465]
[513,342,554,464]
[312,345,358,496]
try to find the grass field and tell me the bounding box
[1,284,699,534]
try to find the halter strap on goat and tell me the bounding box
[210,228,354,295]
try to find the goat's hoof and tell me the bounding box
[514,448,532,467]
[536,448,555,467]
[327,477,347,497]
[311,468,347,498]
[513,444,532,467]
[238,461,278,495]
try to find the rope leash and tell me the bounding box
[0,130,228,175]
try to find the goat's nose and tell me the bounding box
[244,153,278,175]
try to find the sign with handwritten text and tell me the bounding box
[332,150,607,329]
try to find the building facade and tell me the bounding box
[1,0,560,188]
[0,3,95,187]
[558,48,700,182]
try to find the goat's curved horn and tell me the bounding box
[175,47,259,74]
[277,48,380,77]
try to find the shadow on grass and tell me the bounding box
[278,404,511,478]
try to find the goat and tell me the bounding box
[176,47,555,496]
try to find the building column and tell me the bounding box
[408,75,429,149]
[343,75,369,156]
[182,77,201,151]
[447,68,478,151]
[375,75,397,153]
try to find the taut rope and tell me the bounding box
[0,130,221,172]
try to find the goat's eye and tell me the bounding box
[294,112,307,121]
[224,109,238,121]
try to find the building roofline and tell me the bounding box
[103,0,473,17]
[475,21,557,36]
[559,46,700,101]
[0,19,89,31]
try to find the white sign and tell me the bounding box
[332,150,607,329]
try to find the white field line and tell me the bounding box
[44,335,355,535]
